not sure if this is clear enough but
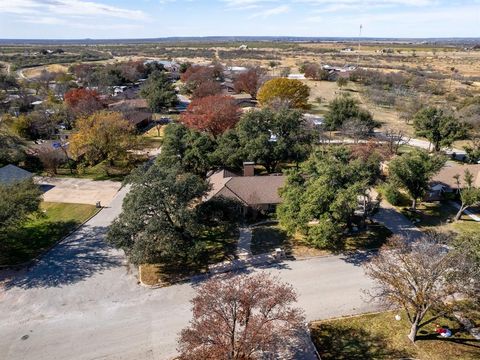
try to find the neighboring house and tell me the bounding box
[231,93,255,107]
[206,162,286,214]
[221,78,235,93]
[428,162,480,200]
[108,99,152,130]
[108,98,149,111]
[0,164,33,185]
[124,111,152,130]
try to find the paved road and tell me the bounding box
[0,186,378,360]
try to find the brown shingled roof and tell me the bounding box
[431,162,480,189]
[207,170,286,206]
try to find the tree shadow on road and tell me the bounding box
[340,250,377,266]
[4,225,124,290]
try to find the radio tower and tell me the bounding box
[357,24,363,67]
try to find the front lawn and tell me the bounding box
[250,221,392,258]
[400,202,480,234]
[139,224,239,286]
[310,311,480,360]
[1,202,98,266]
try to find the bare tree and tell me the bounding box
[341,117,371,143]
[37,147,64,175]
[177,273,306,359]
[364,234,469,342]
[384,129,411,155]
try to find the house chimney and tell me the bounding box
[243,162,255,177]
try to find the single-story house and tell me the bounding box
[124,111,152,130]
[428,162,480,200]
[0,164,33,185]
[206,162,286,214]
[108,98,149,111]
[108,99,152,130]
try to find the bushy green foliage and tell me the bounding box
[324,95,377,131]
[159,123,216,177]
[277,146,381,249]
[388,149,446,209]
[0,180,42,249]
[381,182,404,206]
[413,107,467,151]
[213,108,314,173]
[140,70,178,113]
[107,162,239,265]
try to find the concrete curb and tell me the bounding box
[0,206,103,271]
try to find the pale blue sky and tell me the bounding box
[0,0,479,39]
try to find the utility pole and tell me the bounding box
[357,24,363,67]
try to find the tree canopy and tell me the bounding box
[365,234,474,342]
[159,122,216,177]
[453,170,480,221]
[178,273,305,360]
[215,108,313,173]
[413,107,466,152]
[180,95,241,137]
[64,88,104,116]
[0,127,25,167]
[140,70,178,113]
[0,179,42,251]
[233,67,266,99]
[277,146,381,248]
[69,111,136,166]
[107,162,238,265]
[387,149,445,209]
[257,78,310,110]
[324,95,377,131]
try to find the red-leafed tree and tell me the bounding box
[234,67,266,99]
[192,79,222,99]
[64,88,104,116]
[177,273,306,360]
[180,95,241,137]
[181,65,215,84]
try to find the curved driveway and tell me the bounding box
[0,185,380,360]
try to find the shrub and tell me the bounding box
[382,182,404,206]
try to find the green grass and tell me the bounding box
[399,202,480,234]
[1,202,98,266]
[310,311,480,360]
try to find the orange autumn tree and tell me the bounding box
[177,273,306,359]
[180,95,241,137]
[70,111,136,166]
[64,88,104,116]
